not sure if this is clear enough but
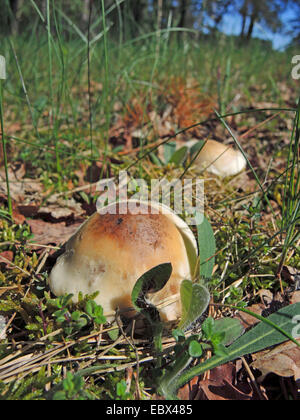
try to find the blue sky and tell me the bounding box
[220,7,296,50]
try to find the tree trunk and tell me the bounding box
[246,12,257,41]
[9,0,24,35]
[178,0,188,28]
[240,13,247,38]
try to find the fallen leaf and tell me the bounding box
[17,205,40,218]
[0,251,14,268]
[177,376,199,400]
[199,378,253,400]
[252,339,300,382]
[196,363,262,400]
[12,207,26,224]
[27,219,81,246]
[37,197,85,222]
[38,206,75,220]
[0,174,43,202]
[235,303,265,329]
[290,291,300,305]
[282,266,300,290]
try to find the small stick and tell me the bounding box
[241,356,266,400]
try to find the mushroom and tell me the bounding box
[186,139,247,177]
[48,200,198,322]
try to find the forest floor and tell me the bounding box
[0,36,299,400]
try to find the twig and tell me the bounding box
[241,356,266,400]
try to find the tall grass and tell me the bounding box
[0,73,12,216]
[277,98,300,279]
[0,2,297,194]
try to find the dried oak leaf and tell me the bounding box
[251,339,300,382]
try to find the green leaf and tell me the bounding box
[108,327,119,341]
[174,302,300,391]
[188,340,203,358]
[178,280,210,331]
[131,263,172,312]
[150,152,163,167]
[213,317,244,346]
[196,214,216,280]
[164,142,177,163]
[169,146,188,165]
[131,263,172,358]
[201,316,215,339]
[189,140,206,160]
[172,328,186,342]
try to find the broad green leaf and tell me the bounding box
[131,263,173,312]
[169,146,188,165]
[196,214,216,280]
[131,263,173,358]
[188,340,203,358]
[178,280,210,331]
[150,152,163,167]
[213,317,244,346]
[174,302,300,391]
[164,142,177,163]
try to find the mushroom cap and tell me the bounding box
[186,139,247,177]
[48,200,198,322]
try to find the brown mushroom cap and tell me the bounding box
[48,201,198,322]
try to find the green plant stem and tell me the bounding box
[99,0,110,180]
[277,97,300,276]
[0,79,12,217]
[215,109,277,219]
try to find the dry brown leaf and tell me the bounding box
[252,339,300,382]
[196,363,259,400]
[235,303,265,329]
[177,362,264,400]
[38,197,85,221]
[0,251,14,268]
[12,207,26,224]
[177,376,199,400]
[199,378,254,400]
[0,162,43,203]
[282,265,300,287]
[27,219,81,246]
[290,291,300,305]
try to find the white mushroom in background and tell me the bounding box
[48,200,198,322]
[186,139,247,178]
